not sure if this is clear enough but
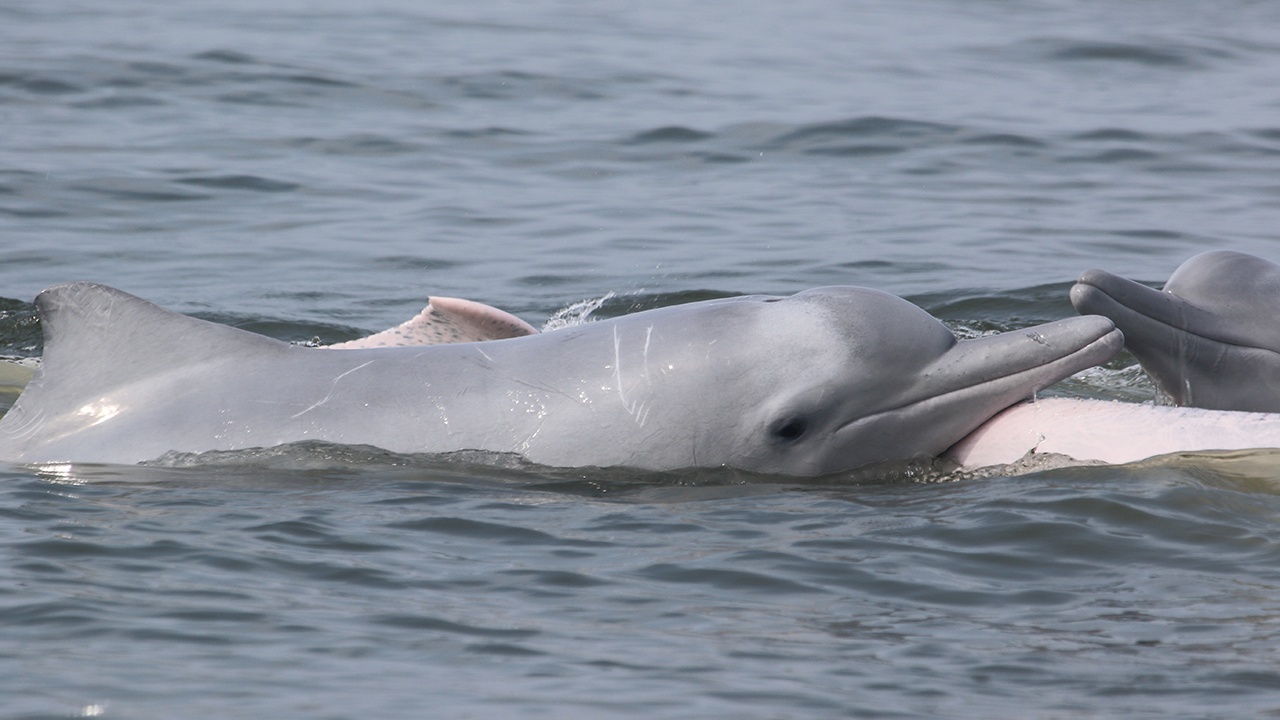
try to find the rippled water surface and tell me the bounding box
[4,0,1280,717]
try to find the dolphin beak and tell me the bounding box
[1070,269,1218,344]
[924,314,1123,403]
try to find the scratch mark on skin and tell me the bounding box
[475,347,494,363]
[613,325,628,411]
[612,326,651,426]
[507,376,584,407]
[0,406,46,442]
[290,360,375,419]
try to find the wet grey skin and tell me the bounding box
[0,282,1121,475]
[1071,251,1280,412]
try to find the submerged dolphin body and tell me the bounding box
[1071,251,1280,412]
[0,282,1120,474]
[947,397,1280,469]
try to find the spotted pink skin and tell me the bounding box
[327,297,538,349]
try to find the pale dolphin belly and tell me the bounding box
[947,397,1280,469]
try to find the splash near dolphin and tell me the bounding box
[0,282,1121,474]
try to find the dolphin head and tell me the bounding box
[595,286,1122,476]
[1070,251,1280,411]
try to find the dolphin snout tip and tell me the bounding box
[1069,276,1124,317]
[1075,310,1117,337]
[1068,283,1091,314]
[1074,268,1114,287]
[1034,314,1122,368]
[1046,312,1118,345]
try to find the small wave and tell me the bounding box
[626,126,714,144]
[767,116,961,155]
[214,90,307,107]
[285,133,427,156]
[960,133,1047,149]
[442,126,531,139]
[371,613,540,639]
[70,91,167,109]
[71,178,209,203]
[177,175,300,193]
[387,516,611,548]
[192,49,257,65]
[1043,39,1228,68]
[637,562,822,595]
[1072,128,1152,142]
[0,73,84,95]
[1066,148,1163,164]
[439,70,607,102]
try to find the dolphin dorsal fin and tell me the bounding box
[2,283,287,428]
[328,296,537,349]
[34,282,286,374]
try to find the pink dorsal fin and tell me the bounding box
[327,297,538,349]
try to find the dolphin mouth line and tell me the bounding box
[835,326,1125,434]
[1074,278,1273,353]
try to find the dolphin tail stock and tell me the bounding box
[328,296,538,349]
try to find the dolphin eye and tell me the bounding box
[771,416,809,442]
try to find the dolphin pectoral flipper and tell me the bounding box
[328,297,538,349]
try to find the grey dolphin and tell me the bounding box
[1070,251,1280,412]
[0,282,1121,474]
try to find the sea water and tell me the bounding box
[3,0,1280,717]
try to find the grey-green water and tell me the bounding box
[4,0,1280,717]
